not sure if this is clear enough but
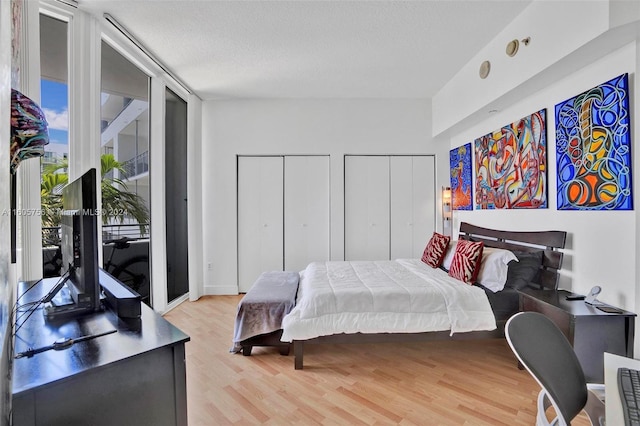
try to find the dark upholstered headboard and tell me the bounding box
[458,222,567,290]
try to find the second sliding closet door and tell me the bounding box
[284,156,330,272]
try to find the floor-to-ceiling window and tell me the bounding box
[100,41,152,305]
[33,6,196,310]
[39,12,69,278]
[165,88,188,303]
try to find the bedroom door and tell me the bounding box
[344,156,391,260]
[237,156,284,293]
[284,156,330,273]
[390,156,436,258]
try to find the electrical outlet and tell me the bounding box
[207,262,212,270]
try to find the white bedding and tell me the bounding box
[280,259,497,342]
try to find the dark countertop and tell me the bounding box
[519,288,636,317]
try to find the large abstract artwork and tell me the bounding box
[449,143,472,210]
[474,109,547,209]
[555,73,632,210]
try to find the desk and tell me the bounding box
[604,352,640,426]
[12,277,190,426]
[519,288,636,383]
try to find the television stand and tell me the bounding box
[13,277,189,426]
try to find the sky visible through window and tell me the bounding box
[40,79,68,146]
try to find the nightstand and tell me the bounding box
[518,288,636,383]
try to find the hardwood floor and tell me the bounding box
[164,295,590,425]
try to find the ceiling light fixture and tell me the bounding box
[506,37,531,57]
[506,39,519,57]
[479,61,491,79]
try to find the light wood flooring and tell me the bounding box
[164,295,590,425]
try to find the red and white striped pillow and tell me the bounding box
[448,239,484,283]
[421,232,451,268]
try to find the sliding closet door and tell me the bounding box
[237,156,284,292]
[345,156,390,260]
[284,156,330,272]
[390,156,436,259]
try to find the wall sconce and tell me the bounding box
[442,186,452,236]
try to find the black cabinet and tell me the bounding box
[519,288,635,383]
[12,278,189,426]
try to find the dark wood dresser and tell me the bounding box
[12,278,190,426]
[519,288,635,383]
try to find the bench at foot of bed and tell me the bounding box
[231,271,299,357]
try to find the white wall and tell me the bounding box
[433,0,611,136]
[446,40,639,313]
[201,99,442,294]
[200,5,640,352]
[431,0,640,357]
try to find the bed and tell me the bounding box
[283,222,567,369]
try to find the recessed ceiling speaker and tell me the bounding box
[479,60,491,79]
[506,39,519,57]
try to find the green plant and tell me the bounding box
[40,154,150,231]
[40,171,67,228]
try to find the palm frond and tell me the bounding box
[41,154,150,234]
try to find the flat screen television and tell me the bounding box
[43,168,101,320]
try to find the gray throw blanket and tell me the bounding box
[230,271,299,353]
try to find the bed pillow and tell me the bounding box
[441,240,458,270]
[504,250,544,290]
[476,247,518,293]
[448,240,484,284]
[421,232,451,268]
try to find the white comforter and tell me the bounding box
[280,259,496,342]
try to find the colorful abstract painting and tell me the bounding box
[450,143,472,210]
[474,109,547,209]
[555,73,632,210]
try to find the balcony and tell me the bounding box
[43,223,149,277]
[122,150,149,179]
[42,223,149,248]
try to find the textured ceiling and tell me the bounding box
[78,0,532,100]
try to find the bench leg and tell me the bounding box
[294,341,304,370]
